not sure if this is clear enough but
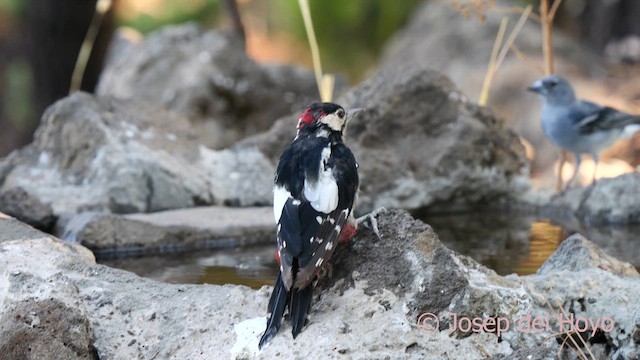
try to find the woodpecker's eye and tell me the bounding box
[336,109,345,119]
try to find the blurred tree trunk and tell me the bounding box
[579,0,640,62]
[26,0,115,126]
[0,0,114,156]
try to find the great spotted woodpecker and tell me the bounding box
[258,102,362,348]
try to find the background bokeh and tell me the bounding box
[0,0,421,156]
[2,0,640,176]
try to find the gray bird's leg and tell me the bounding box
[356,207,387,239]
[556,150,568,191]
[564,154,581,190]
[591,153,599,185]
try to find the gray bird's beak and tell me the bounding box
[346,108,365,121]
[527,80,543,93]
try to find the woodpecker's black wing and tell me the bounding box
[277,140,358,290]
[292,143,358,288]
[292,207,349,289]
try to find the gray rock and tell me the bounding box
[320,210,534,327]
[312,209,640,358]
[0,212,55,243]
[241,67,531,213]
[2,208,638,359]
[490,346,558,360]
[97,24,335,149]
[537,233,639,277]
[0,93,273,219]
[0,186,56,231]
[523,173,640,225]
[522,235,640,359]
[0,282,98,360]
[56,206,275,254]
[574,173,640,224]
[0,215,99,358]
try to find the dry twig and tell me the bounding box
[70,0,112,94]
[298,0,334,102]
[478,5,531,105]
[478,18,508,106]
[537,289,596,360]
[549,288,596,360]
[493,6,541,23]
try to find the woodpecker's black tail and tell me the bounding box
[259,274,288,349]
[259,274,314,348]
[290,284,313,338]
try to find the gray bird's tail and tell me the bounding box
[622,116,640,138]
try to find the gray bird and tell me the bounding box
[528,75,640,187]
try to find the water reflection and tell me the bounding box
[100,213,640,286]
[514,221,565,275]
[422,213,639,276]
[100,245,279,289]
[422,213,552,276]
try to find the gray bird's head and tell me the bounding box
[527,75,576,106]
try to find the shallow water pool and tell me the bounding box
[100,213,640,289]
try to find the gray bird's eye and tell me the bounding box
[548,79,559,87]
[337,109,345,119]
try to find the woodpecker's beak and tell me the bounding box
[527,80,543,93]
[346,108,365,122]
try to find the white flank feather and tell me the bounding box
[273,186,291,223]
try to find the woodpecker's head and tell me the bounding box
[296,102,364,138]
[527,75,576,106]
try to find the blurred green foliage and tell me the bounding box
[116,0,421,82]
[0,0,25,15]
[3,60,34,130]
[117,0,221,34]
[268,0,422,81]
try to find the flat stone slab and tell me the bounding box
[57,206,275,257]
[124,206,274,229]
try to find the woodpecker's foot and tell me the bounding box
[356,207,386,240]
[315,262,334,282]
